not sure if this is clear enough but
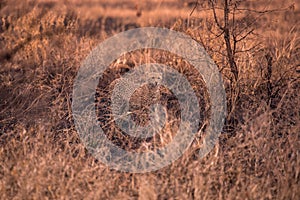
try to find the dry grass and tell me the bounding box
[0,0,299,199]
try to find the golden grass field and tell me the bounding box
[0,0,299,199]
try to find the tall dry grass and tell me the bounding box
[0,0,299,199]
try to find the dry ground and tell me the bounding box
[0,0,299,199]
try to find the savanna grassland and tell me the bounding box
[0,0,299,199]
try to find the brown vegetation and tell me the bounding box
[0,0,299,199]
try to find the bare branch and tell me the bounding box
[236,5,293,14]
[189,0,199,16]
[236,28,255,43]
[210,0,224,30]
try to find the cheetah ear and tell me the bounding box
[289,3,295,11]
